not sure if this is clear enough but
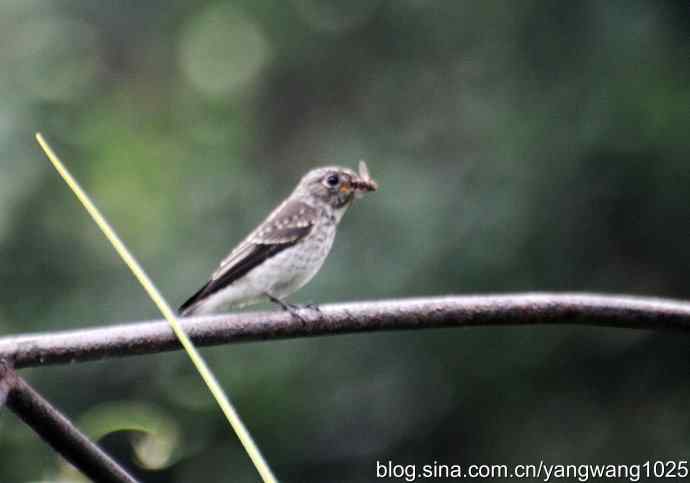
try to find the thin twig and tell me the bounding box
[1,293,689,369]
[0,361,139,483]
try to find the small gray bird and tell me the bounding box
[179,161,378,316]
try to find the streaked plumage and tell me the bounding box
[179,162,377,316]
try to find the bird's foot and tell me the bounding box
[286,302,321,315]
[266,294,312,325]
[304,303,321,313]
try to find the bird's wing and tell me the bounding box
[179,200,318,313]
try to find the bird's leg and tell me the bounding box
[266,293,320,313]
[265,293,307,324]
[304,303,321,313]
[265,293,294,311]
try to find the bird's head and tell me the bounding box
[295,161,378,216]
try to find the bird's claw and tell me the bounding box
[266,294,314,325]
[285,304,307,326]
[287,302,321,315]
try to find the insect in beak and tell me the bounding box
[352,160,378,198]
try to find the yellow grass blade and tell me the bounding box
[35,133,277,483]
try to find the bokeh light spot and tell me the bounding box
[178,5,271,99]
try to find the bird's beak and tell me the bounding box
[351,160,378,196]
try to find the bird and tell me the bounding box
[179,161,378,317]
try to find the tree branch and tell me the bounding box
[0,364,11,408]
[0,361,139,483]
[1,293,689,369]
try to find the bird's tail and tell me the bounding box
[178,282,211,316]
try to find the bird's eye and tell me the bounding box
[326,174,340,186]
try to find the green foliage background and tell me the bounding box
[0,1,689,481]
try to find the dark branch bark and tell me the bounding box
[0,361,139,483]
[1,293,689,369]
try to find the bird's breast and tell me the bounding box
[247,222,337,299]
